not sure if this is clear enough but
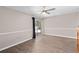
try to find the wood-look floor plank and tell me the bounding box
[0,35,76,53]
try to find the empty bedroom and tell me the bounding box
[0,6,79,53]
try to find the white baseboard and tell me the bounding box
[44,33,76,39]
[0,37,32,51]
[0,30,32,51]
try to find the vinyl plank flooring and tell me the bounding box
[0,35,76,53]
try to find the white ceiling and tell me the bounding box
[6,6,79,18]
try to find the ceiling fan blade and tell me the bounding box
[45,8,56,11]
[45,11,50,14]
[41,6,46,11]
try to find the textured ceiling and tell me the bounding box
[6,6,79,18]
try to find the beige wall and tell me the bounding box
[0,7,32,51]
[43,13,79,38]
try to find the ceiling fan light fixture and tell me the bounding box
[42,12,46,15]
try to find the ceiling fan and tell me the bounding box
[41,6,56,14]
